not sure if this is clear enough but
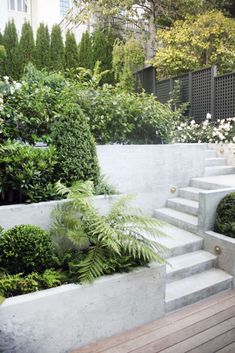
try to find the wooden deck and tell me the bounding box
[72,289,235,353]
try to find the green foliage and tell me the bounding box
[51,180,167,283]
[0,270,62,298]
[215,193,235,238]
[50,103,100,185]
[77,85,177,144]
[1,65,67,143]
[0,143,59,204]
[112,37,145,89]
[92,28,119,84]
[78,31,93,69]
[50,24,64,71]
[19,22,35,73]
[154,11,235,79]
[94,174,117,196]
[35,23,50,70]
[2,21,19,79]
[0,225,57,274]
[64,31,78,69]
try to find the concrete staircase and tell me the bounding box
[155,149,234,312]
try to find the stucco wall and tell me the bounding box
[0,264,166,353]
[97,144,207,214]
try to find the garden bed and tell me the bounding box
[0,264,166,353]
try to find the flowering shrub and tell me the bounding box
[172,114,235,143]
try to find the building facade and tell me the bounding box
[0,0,88,42]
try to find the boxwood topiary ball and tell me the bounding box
[215,192,235,238]
[0,225,57,274]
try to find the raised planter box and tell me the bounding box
[0,195,118,231]
[0,264,166,353]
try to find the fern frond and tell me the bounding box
[76,244,107,283]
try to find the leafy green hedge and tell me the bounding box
[77,87,176,144]
[215,193,235,238]
[0,143,58,204]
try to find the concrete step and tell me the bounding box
[154,208,198,233]
[205,157,227,167]
[190,178,222,190]
[157,224,203,258]
[167,197,198,216]
[165,268,233,312]
[179,186,210,201]
[166,250,217,283]
[206,149,217,158]
[204,166,235,177]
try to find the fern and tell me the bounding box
[51,181,168,283]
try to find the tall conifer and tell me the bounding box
[3,21,19,78]
[64,31,78,69]
[35,23,50,70]
[19,22,35,73]
[50,24,64,71]
[78,31,92,69]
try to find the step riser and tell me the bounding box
[205,158,227,167]
[179,189,199,201]
[165,279,233,313]
[190,179,220,190]
[167,258,217,283]
[205,150,217,158]
[165,241,203,259]
[204,167,235,177]
[154,211,198,233]
[167,199,198,216]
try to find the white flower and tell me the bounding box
[233,137,235,142]
[3,76,9,81]
[206,113,212,120]
[14,82,22,90]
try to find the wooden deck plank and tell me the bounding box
[216,341,235,353]
[129,306,235,353]
[73,290,235,353]
[187,329,235,353]
[158,317,235,353]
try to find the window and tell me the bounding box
[60,0,70,16]
[23,0,27,12]
[9,0,15,10]
[17,0,22,11]
[9,0,28,12]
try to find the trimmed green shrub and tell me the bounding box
[19,22,35,73]
[64,31,78,69]
[0,143,58,204]
[50,24,64,71]
[2,20,19,79]
[0,225,57,274]
[215,193,235,238]
[0,270,62,298]
[50,103,100,185]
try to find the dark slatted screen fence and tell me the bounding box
[134,65,235,121]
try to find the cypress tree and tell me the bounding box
[0,32,5,76]
[64,31,78,69]
[92,28,119,83]
[3,21,20,79]
[19,22,35,73]
[35,23,50,70]
[78,31,93,69]
[50,24,64,71]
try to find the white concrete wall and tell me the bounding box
[0,195,118,231]
[209,143,235,167]
[0,264,166,353]
[198,187,235,232]
[97,144,207,214]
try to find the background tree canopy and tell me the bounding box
[154,11,235,79]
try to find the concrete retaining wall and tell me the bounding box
[97,144,207,213]
[0,195,118,231]
[204,231,235,287]
[198,187,235,232]
[0,264,166,353]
